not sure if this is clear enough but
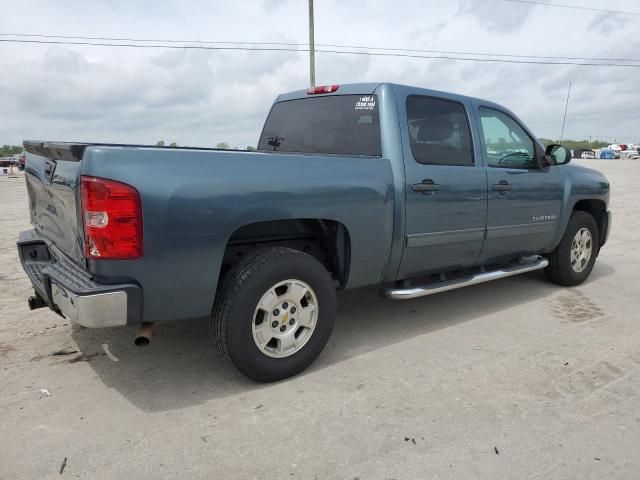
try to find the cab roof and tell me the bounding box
[276,82,493,106]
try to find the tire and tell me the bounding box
[211,247,336,382]
[545,211,600,286]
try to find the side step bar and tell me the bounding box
[383,256,549,300]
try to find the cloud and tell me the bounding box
[457,0,536,33]
[0,0,638,146]
[0,45,308,147]
[262,0,290,12]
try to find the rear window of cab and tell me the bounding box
[258,94,382,157]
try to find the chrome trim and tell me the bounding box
[486,222,556,239]
[406,227,485,248]
[383,256,549,300]
[51,283,128,328]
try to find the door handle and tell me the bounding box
[492,181,512,192]
[412,179,440,192]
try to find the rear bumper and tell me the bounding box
[17,229,142,328]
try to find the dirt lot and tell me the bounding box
[1,160,639,479]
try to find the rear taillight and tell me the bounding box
[306,84,339,95]
[80,175,143,259]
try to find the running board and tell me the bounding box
[383,256,549,300]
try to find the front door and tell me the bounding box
[397,94,488,279]
[476,106,562,263]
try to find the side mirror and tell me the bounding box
[545,144,571,165]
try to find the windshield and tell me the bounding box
[258,94,381,156]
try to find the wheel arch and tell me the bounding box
[220,218,352,289]
[572,199,607,246]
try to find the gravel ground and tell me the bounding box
[1,160,638,479]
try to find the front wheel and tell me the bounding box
[545,211,600,286]
[211,247,336,382]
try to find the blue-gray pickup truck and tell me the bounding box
[18,82,611,381]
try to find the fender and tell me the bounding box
[548,163,610,252]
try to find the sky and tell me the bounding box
[0,0,638,148]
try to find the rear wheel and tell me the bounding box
[211,247,336,382]
[545,211,599,286]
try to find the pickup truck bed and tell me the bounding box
[21,136,394,325]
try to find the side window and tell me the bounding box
[406,96,474,166]
[479,108,537,169]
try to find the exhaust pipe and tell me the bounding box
[28,295,47,310]
[134,322,154,346]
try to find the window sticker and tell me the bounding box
[355,96,376,110]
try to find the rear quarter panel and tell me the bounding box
[82,147,394,323]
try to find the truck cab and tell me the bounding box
[395,85,565,277]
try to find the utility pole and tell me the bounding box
[560,81,572,142]
[308,0,315,87]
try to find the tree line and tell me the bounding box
[1,138,621,158]
[0,145,24,157]
[0,143,257,156]
[155,141,256,151]
[538,138,610,150]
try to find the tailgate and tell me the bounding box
[23,141,88,265]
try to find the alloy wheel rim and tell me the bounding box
[252,279,318,358]
[570,227,593,273]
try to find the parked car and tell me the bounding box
[581,150,596,159]
[600,149,617,159]
[620,150,640,160]
[17,83,611,381]
[16,151,26,170]
[0,156,18,168]
[608,144,623,153]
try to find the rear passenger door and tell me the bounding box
[397,93,488,279]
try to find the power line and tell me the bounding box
[1,32,639,63]
[2,37,640,68]
[318,43,640,63]
[0,32,306,47]
[503,0,640,16]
